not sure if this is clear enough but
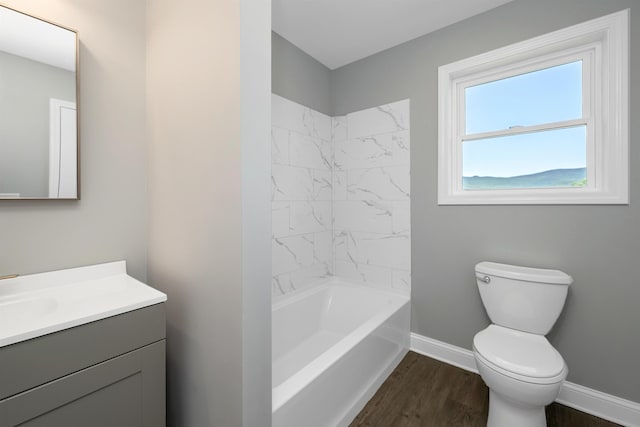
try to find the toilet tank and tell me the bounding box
[475,262,572,335]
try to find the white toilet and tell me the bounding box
[473,261,572,427]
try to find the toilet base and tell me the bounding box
[487,390,547,427]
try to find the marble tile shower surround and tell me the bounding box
[272,94,410,297]
[272,94,333,297]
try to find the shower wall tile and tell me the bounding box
[334,99,411,296]
[272,166,332,202]
[272,95,411,298]
[314,231,333,265]
[392,270,412,293]
[334,260,411,294]
[297,260,331,283]
[333,200,394,234]
[290,201,331,235]
[272,202,290,238]
[333,171,348,201]
[272,127,289,165]
[313,170,333,200]
[272,263,331,297]
[347,100,410,140]
[333,200,410,235]
[333,229,410,269]
[289,133,332,171]
[272,95,333,297]
[334,130,410,171]
[333,230,349,262]
[392,202,411,234]
[334,261,393,289]
[272,276,291,297]
[332,116,348,142]
[346,231,411,271]
[347,166,410,201]
[272,234,314,277]
[272,94,331,141]
[272,165,314,201]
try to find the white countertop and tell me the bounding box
[0,261,167,348]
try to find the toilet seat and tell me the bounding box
[473,325,567,385]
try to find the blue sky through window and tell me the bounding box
[463,61,585,180]
[463,126,586,178]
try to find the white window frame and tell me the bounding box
[438,9,629,205]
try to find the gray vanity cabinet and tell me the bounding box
[0,304,166,427]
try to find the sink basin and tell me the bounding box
[0,261,166,347]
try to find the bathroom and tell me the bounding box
[0,0,639,426]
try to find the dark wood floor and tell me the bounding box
[350,351,620,427]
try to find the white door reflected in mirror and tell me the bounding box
[49,99,77,198]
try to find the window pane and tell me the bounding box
[465,61,582,135]
[463,126,586,190]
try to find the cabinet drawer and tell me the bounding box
[0,340,165,427]
[0,303,165,400]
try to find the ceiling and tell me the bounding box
[272,0,514,70]
[0,5,76,72]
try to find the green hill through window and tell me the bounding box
[463,167,586,190]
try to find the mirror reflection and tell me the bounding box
[0,5,78,199]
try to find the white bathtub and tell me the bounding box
[272,279,410,427]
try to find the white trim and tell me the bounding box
[410,332,640,427]
[410,332,477,373]
[438,9,629,205]
[462,118,588,142]
[557,383,640,427]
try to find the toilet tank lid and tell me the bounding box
[475,262,573,285]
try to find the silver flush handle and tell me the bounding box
[477,275,491,284]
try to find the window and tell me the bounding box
[438,10,629,205]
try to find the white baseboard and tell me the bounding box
[411,332,478,373]
[410,332,640,427]
[556,382,640,427]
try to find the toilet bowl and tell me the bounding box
[474,325,567,427]
[473,262,572,427]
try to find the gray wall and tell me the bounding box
[0,0,148,280]
[272,32,331,115]
[0,51,75,197]
[147,0,271,426]
[329,0,640,402]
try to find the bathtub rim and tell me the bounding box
[272,278,410,412]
